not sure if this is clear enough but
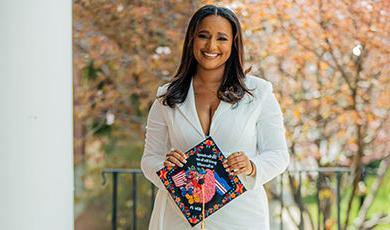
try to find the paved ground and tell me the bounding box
[75,203,110,230]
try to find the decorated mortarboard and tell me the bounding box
[156,136,246,228]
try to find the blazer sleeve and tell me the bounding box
[140,90,170,190]
[245,81,290,190]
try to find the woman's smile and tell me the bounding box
[201,51,221,59]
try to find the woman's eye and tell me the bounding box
[198,34,208,39]
[218,37,228,41]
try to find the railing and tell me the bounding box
[101,167,366,230]
[279,168,351,230]
[101,168,154,230]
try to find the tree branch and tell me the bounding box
[353,156,390,228]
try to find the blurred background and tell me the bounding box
[73,0,389,229]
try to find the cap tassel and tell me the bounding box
[201,183,206,230]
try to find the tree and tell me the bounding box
[229,0,389,228]
[73,0,201,227]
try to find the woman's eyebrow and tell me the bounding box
[198,30,229,37]
[217,32,228,37]
[198,30,210,34]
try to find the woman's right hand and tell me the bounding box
[164,148,188,167]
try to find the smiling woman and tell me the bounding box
[159,5,252,108]
[141,4,289,230]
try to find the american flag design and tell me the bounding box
[172,170,186,187]
[214,171,231,196]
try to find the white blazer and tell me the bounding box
[141,75,289,230]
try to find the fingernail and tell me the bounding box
[183,159,187,163]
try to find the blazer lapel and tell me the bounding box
[177,78,205,138]
[211,99,231,126]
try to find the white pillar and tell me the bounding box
[0,1,73,230]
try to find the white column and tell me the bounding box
[0,1,73,230]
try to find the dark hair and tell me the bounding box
[159,4,252,107]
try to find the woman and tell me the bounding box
[141,4,289,230]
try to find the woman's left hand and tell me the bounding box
[223,151,253,176]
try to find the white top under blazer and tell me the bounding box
[141,75,290,230]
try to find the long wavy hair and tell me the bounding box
[159,4,252,107]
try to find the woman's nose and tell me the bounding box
[205,38,217,51]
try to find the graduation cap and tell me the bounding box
[157,136,247,228]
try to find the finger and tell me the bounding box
[223,160,229,169]
[227,151,241,160]
[227,151,246,160]
[163,161,175,167]
[167,149,187,162]
[228,155,244,164]
[171,151,187,164]
[227,161,247,174]
[228,167,243,175]
[227,155,246,166]
[227,160,247,174]
[224,155,239,170]
[225,162,239,173]
[231,166,248,176]
[226,154,238,165]
[167,156,184,167]
[169,148,187,159]
[166,148,177,157]
[175,149,188,160]
[167,150,187,164]
[230,160,247,169]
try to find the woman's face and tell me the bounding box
[193,15,233,72]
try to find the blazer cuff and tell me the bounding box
[240,151,289,190]
[141,155,167,190]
